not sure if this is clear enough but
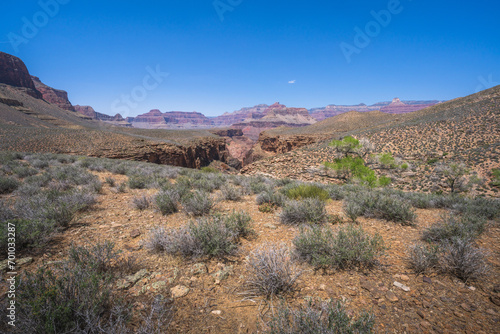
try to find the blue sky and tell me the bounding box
[1,0,499,117]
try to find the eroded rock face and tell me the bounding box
[212,104,269,126]
[131,109,214,129]
[0,52,42,99]
[31,76,75,111]
[232,103,317,140]
[380,98,440,114]
[100,137,230,169]
[74,105,125,121]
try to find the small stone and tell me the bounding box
[130,229,141,238]
[400,274,410,281]
[460,303,472,312]
[117,269,149,290]
[493,285,500,293]
[486,309,496,316]
[453,310,464,318]
[170,285,190,298]
[191,263,208,276]
[211,310,222,315]
[17,257,33,266]
[319,284,327,291]
[386,291,399,302]
[417,310,425,319]
[422,300,431,308]
[468,286,476,291]
[151,281,167,292]
[423,276,432,284]
[420,321,431,328]
[393,281,410,292]
[263,223,277,229]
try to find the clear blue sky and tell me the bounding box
[1,0,499,117]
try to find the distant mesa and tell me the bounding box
[130,109,214,129]
[0,51,42,99]
[74,105,127,123]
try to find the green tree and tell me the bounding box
[437,162,470,194]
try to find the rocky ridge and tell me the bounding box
[0,52,42,99]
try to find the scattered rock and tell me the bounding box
[493,285,500,293]
[460,303,472,312]
[319,284,327,291]
[171,285,190,298]
[486,309,496,316]
[212,265,233,282]
[191,263,208,276]
[400,274,410,281]
[130,229,141,238]
[117,269,149,290]
[393,281,410,292]
[263,223,277,229]
[453,310,464,318]
[211,310,222,315]
[386,291,399,302]
[423,276,432,284]
[151,281,167,292]
[417,310,425,319]
[420,321,432,328]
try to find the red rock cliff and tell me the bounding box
[0,51,42,99]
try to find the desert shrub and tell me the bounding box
[0,151,23,163]
[285,184,330,201]
[219,184,243,201]
[105,177,116,186]
[128,174,150,189]
[155,189,180,215]
[407,243,440,274]
[30,159,50,169]
[0,176,20,194]
[201,166,219,173]
[181,190,214,216]
[225,210,254,238]
[113,182,127,193]
[256,189,286,207]
[68,241,119,273]
[264,301,375,334]
[440,238,488,282]
[0,219,54,255]
[133,196,151,211]
[259,202,278,213]
[13,166,39,178]
[279,199,327,225]
[249,176,271,194]
[145,214,251,258]
[293,224,384,269]
[453,197,500,220]
[245,244,301,298]
[275,178,294,187]
[422,213,487,243]
[324,184,346,200]
[343,200,364,223]
[344,190,416,225]
[109,162,130,175]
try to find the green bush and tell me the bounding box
[422,214,487,243]
[344,190,416,225]
[264,301,375,334]
[155,189,180,215]
[279,199,327,225]
[293,224,384,269]
[245,244,300,298]
[181,190,214,216]
[285,184,330,201]
[0,176,20,194]
[256,189,286,207]
[128,174,150,189]
[224,210,254,238]
[407,243,440,274]
[201,166,219,173]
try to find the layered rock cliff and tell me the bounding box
[0,52,42,99]
[131,109,214,129]
[31,76,75,111]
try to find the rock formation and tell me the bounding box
[0,52,42,99]
[31,76,75,111]
[211,104,269,126]
[232,103,317,140]
[380,98,441,114]
[131,109,214,129]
